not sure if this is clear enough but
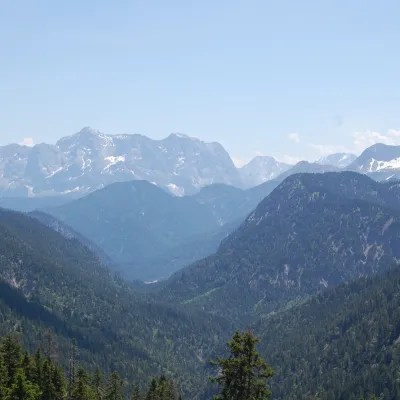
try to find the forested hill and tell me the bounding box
[255,263,400,399]
[161,172,400,321]
[44,179,221,280]
[0,207,225,397]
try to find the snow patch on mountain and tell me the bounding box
[0,127,241,197]
[367,157,400,172]
[316,153,357,168]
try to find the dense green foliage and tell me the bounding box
[254,264,400,399]
[29,210,116,270]
[209,330,274,400]
[162,172,400,321]
[0,333,181,399]
[0,208,225,397]
[3,172,400,399]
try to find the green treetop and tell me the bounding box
[210,330,274,400]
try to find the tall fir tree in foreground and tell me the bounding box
[210,329,274,400]
[105,371,124,400]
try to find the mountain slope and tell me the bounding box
[135,218,243,282]
[0,207,224,396]
[162,172,400,321]
[45,177,284,281]
[239,156,291,188]
[191,182,277,225]
[274,161,339,182]
[316,152,357,168]
[0,127,241,197]
[253,264,400,399]
[348,143,400,181]
[0,195,78,212]
[45,180,222,280]
[28,210,116,268]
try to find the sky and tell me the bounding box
[1,0,400,166]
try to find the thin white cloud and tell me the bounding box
[288,132,300,143]
[20,138,34,147]
[352,129,400,152]
[309,128,400,159]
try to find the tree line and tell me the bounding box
[0,329,274,400]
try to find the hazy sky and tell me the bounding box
[2,0,400,165]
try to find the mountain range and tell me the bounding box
[20,152,400,282]
[316,152,357,168]
[348,143,400,180]
[238,156,291,188]
[43,179,276,281]
[2,168,400,398]
[0,127,241,197]
[2,127,400,200]
[161,172,400,321]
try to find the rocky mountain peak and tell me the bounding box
[0,128,241,197]
[316,152,357,168]
[239,155,291,188]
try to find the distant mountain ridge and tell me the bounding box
[1,127,400,199]
[0,127,241,197]
[45,180,222,280]
[348,143,400,181]
[238,156,291,188]
[316,152,357,168]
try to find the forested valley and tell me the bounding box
[1,172,400,399]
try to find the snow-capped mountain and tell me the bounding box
[0,127,241,197]
[316,153,357,168]
[2,127,400,198]
[239,156,291,188]
[348,143,400,181]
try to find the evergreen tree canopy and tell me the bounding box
[210,330,274,400]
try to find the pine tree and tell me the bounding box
[22,351,33,381]
[105,371,123,400]
[92,368,104,400]
[32,349,43,388]
[5,368,41,400]
[130,384,141,400]
[67,340,77,399]
[145,379,157,400]
[0,351,8,400]
[42,359,55,400]
[52,365,66,400]
[156,376,179,400]
[210,330,274,400]
[71,367,92,400]
[1,335,22,386]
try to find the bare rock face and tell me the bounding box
[348,143,400,181]
[0,127,241,197]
